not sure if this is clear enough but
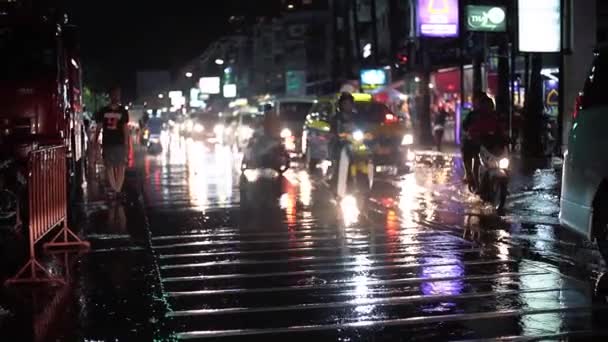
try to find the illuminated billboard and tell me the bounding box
[199,77,221,94]
[223,84,237,98]
[518,0,561,52]
[466,5,507,32]
[417,0,459,38]
[360,69,387,91]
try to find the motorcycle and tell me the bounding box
[334,129,375,204]
[240,133,290,208]
[469,139,510,211]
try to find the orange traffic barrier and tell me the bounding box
[6,146,90,285]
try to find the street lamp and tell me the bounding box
[215,59,225,65]
[158,93,164,99]
[185,72,193,78]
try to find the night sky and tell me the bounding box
[66,0,281,98]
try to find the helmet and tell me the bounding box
[338,92,354,104]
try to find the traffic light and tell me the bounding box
[397,53,409,65]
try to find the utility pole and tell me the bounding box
[495,36,510,118]
[370,0,380,65]
[523,53,544,158]
[472,32,484,96]
[352,0,361,68]
[418,38,433,145]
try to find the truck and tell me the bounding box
[0,2,85,227]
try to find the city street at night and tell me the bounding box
[2,135,607,341]
[2,0,608,341]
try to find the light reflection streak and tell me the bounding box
[281,187,297,227]
[340,195,360,227]
[186,140,208,210]
[399,174,418,227]
[298,171,312,207]
[420,255,464,313]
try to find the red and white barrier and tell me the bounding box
[6,145,89,285]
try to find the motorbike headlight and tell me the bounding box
[240,126,253,139]
[353,130,364,142]
[499,158,510,169]
[214,124,224,136]
[280,128,292,138]
[194,124,204,133]
[401,134,414,146]
[243,169,260,182]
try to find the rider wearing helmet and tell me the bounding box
[329,92,359,190]
[462,93,506,183]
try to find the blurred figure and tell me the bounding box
[433,102,449,151]
[93,86,130,200]
[462,93,506,184]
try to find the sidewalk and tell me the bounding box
[0,145,169,341]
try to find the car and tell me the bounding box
[560,46,608,257]
[268,97,316,157]
[302,93,414,174]
[188,112,224,144]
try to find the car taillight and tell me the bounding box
[573,94,583,120]
[384,113,398,124]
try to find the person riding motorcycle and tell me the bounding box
[243,103,285,170]
[462,93,506,184]
[329,92,361,190]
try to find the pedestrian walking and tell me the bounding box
[433,103,449,151]
[93,86,130,200]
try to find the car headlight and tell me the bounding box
[194,124,204,133]
[353,130,364,142]
[214,124,224,136]
[280,128,292,138]
[499,158,510,169]
[401,134,414,145]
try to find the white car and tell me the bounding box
[560,47,608,256]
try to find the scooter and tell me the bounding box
[334,129,375,206]
[146,132,163,154]
[470,143,510,211]
[240,133,290,208]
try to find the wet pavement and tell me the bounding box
[1,133,608,341]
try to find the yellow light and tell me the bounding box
[352,93,373,102]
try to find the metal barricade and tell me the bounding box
[6,146,89,285]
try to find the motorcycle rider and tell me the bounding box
[462,93,506,185]
[329,92,360,191]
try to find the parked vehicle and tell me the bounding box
[560,46,608,260]
[0,3,85,227]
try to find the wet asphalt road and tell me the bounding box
[2,133,608,341]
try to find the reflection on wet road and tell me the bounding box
[139,136,608,340]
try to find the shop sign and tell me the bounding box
[286,70,306,96]
[417,0,459,38]
[360,69,388,91]
[466,5,506,32]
